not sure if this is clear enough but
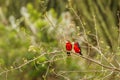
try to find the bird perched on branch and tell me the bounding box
[74,42,82,55]
[66,40,72,56]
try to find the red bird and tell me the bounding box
[74,42,82,55]
[66,40,72,56]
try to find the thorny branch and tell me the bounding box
[77,54,120,72]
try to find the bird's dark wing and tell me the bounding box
[77,42,82,55]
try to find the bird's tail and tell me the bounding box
[79,52,82,55]
[67,52,71,56]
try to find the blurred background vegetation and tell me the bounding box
[0,0,120,80]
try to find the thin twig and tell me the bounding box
[44,12,55,28]
[93,15,100,49]
[53,71,70,80]
[102,71,113,80]
[93,14,104,72]
[59,70,109,74]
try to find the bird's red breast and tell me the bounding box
[66,41,72,51]
[74,42,82,55]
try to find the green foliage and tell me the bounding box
[27,3,42,21]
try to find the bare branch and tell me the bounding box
[74,54,120,72]
[0,51,62,76]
